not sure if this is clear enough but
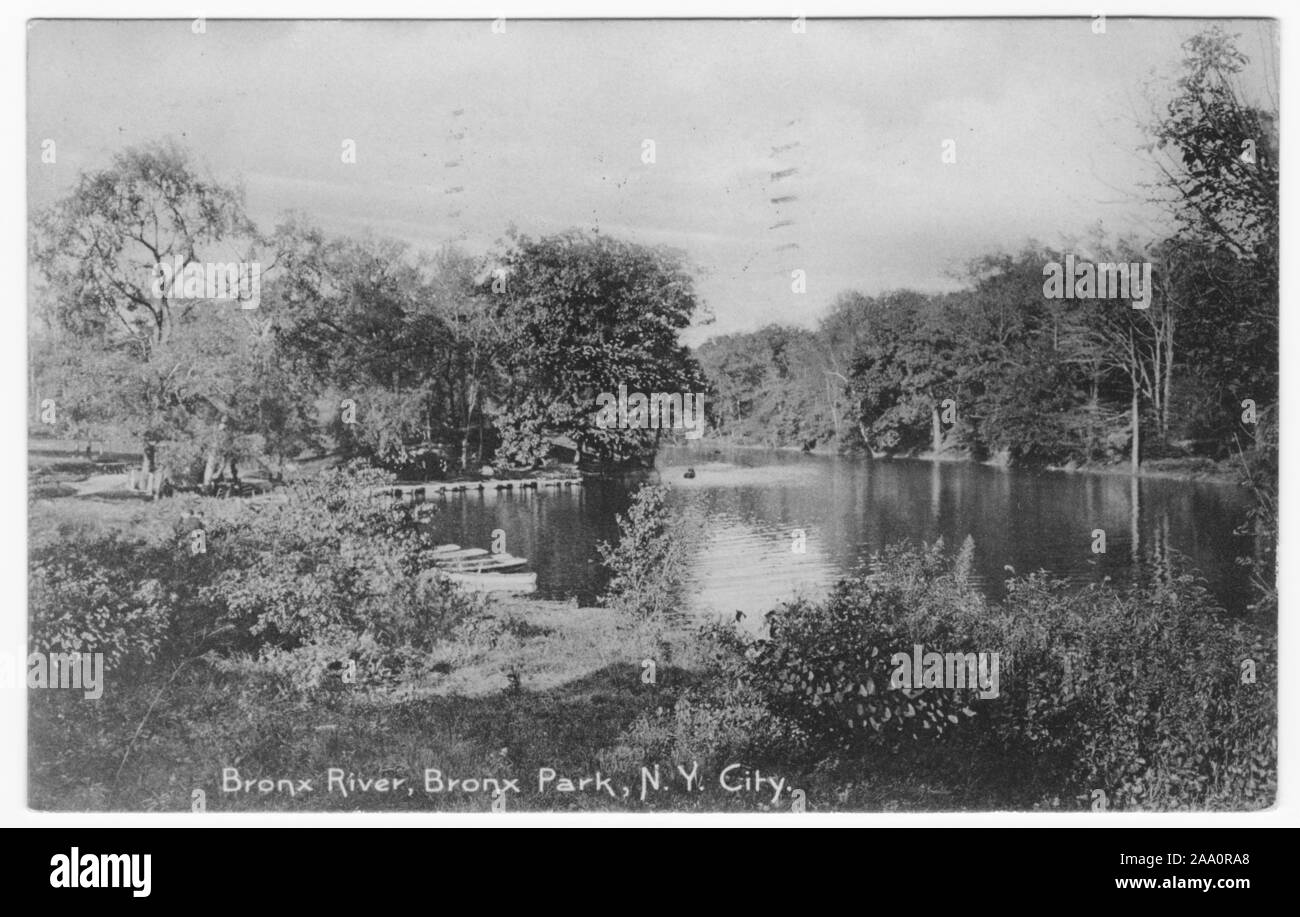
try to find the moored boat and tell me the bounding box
[441,570,538,593]
[428,547,489,561]
[433,553,529,573]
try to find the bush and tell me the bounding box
[200,464,479,651]
[988,571,1276,810]
[742,539,993,753]
[29,536,173,672]
[710,539,1276,810]
[29,464,483,688]
[597,484,700,624]
[615,688,800,780]
[605,622,806,781]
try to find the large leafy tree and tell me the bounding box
[492,231,705,466]
[847,290,966,454]
[270,219,456,472]
[423,246,508,470]
[30,140,274,486]
[956,249,1106,465]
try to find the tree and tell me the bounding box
[31,140,262,489]
[1146,26,1278,453]
[1148,26,1278,263]
[493,231,705,466]
[695,325,836,448]
[425,246,508,470]
[270,218,456,474]
[847,291,964,455]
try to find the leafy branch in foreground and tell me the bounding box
[597,483,702,625]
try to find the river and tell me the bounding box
[424,445,1258,617]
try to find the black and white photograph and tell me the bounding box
[22,13,1279,823]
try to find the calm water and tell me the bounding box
[424,445,1257,617]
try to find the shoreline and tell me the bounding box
[680,438,1243,486]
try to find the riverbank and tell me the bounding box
[27,476,1274,813]
[25,584,1037,813]
[687,437,1244,485]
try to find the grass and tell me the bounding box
[27,572,1042,813]
[28,450,1270,813]
[26,489,1010,813]
[30,641,1025,814]
[29,593,709,812]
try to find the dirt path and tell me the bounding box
[67,473,130,496]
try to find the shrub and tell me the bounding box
[609,625,805,779]
[616,689,798,779]
[987,571,1276,810]
[597,484,701,624]
[201,464,478,650]
[711,539,1276,810]
[742,538,993,753]
[29,536,173,672]
[29,464,482,687]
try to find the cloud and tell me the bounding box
[28,18,1277,340]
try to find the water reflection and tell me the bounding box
[422,446,1257,617]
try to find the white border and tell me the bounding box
[4,0,1293,829]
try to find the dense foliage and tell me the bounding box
[29,466,482,691]
[623,540,1275,811]
[697,27,1277,476]
[32,194,705,479]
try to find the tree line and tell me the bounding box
[31,162,705,486]
[697,27,1277,474]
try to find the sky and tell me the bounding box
[27,18,1279,343]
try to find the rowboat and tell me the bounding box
[433,553,529,573]
[428,547,489,561]
[441,571,538,593]
[431,544,463,554]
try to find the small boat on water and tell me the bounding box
[441,570,538,593]
[433,553,529,573]
[429,547,489,561]
[425,543,535,590]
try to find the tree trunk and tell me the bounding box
[1129,474,1141,564]
[461,382,479,471]
[203,452,221,486]
[140,443,156,491]
[1163,314,1174,444]
[931,404,942,454]
[1152,334,1163,443]
[1129,332,1141,473]
[1090,375,1100,459]
[1130,377,1140,473]
[825,376,841,441]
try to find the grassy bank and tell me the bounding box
[28,591,1044,813]
[28,474,1275,813]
